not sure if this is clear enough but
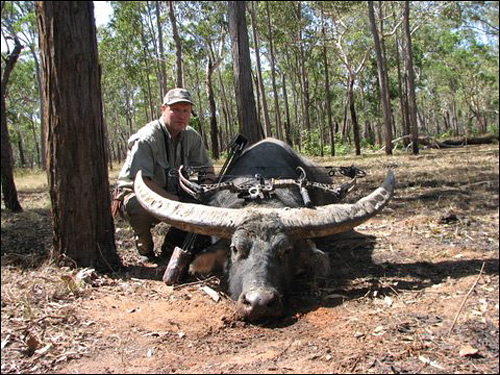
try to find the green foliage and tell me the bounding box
[300,130,354,157]
[2,1,499,170]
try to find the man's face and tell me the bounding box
[162,102,192,136]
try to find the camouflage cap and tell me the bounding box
[163,88,194,106]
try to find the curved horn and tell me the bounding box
[134,170,241,238]
[134,169,395,240]
[278,170,395,238]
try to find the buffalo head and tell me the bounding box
[133,165,395,321]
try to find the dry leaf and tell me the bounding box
[459,345,479,357]
[35,343,52,356]
[1,334,11,350]
[25,334,40,355]
[201,286,220,302]
[418,355,444,370]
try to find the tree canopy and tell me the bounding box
[2,1,498,167]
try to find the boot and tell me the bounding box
[135,232,158,264]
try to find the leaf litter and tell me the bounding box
[1,145,498,374]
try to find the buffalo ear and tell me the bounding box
[296,240,331,277]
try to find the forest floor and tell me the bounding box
[1,145,499,374]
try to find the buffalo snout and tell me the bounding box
[237,288,284,321]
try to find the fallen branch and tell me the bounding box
[448,262,486,336]
[172,275,219,290]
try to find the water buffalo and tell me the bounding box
[134,139,395,321]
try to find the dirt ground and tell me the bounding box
[1,145,499,374]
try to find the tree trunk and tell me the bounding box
[155,1,167,98]
[16,129,27,167]
[140,25,155,121]
[249,1,272,138]
[265,2,283,140]
[193,65,209,148]
[403,1,419,154]
[36,1,119,270]
[228,1,263,145]
[1,35,23,212]
[320,3,334,157]
[217,67,234,142]
[206,56,219,159]
[341,78,350,144]
[295,2,311,135]
[168,1,183,88]
[281,72,293,146]
[28,40,47,169]
[368,1,393,155]
[30,113,41,167]
[348,79,361,155]
[393,3,410,148]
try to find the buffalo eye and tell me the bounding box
[230,243,250,259]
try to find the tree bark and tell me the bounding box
[249,1,272,138]
[348,79,361,155]
[155,1,167,98]
[368,1,393,155]
[393,3,410,148]
[168,1,183,88]
[36,1,119,270]
[217,67,234,142]
[295,2,311,135]
[320,3,334,156]
[228,1,263,145]
[206,56,219,159]
[403,1,419,154]
[281,72,293,146]
[1,35,23,212]
[265,2,283,140]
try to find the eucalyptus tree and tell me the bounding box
[368,1,393,155]
[179,1,230,158]
[261,2,317,149]
[321,2,372,155]
[1,0,24,212]
[255,2,298,145]
[36,0,119,269]
[155,1,167,99]
[263,1,283,140]
[100,1,165,152]
[412,2,498,137]
[249,1,272,138]
[1,1,45,168]
[318,2,335,156]
[403,1,419,154]
[167,1,183,87]
[6,58,40,168]
[228,1,262,145]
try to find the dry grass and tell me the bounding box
[13,169,49,195]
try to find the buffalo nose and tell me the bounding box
[238,289,282,321]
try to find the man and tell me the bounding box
[117,88,215,263]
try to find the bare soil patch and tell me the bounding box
[2,145,498,374]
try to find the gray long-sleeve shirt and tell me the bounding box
[117,117,212,193]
